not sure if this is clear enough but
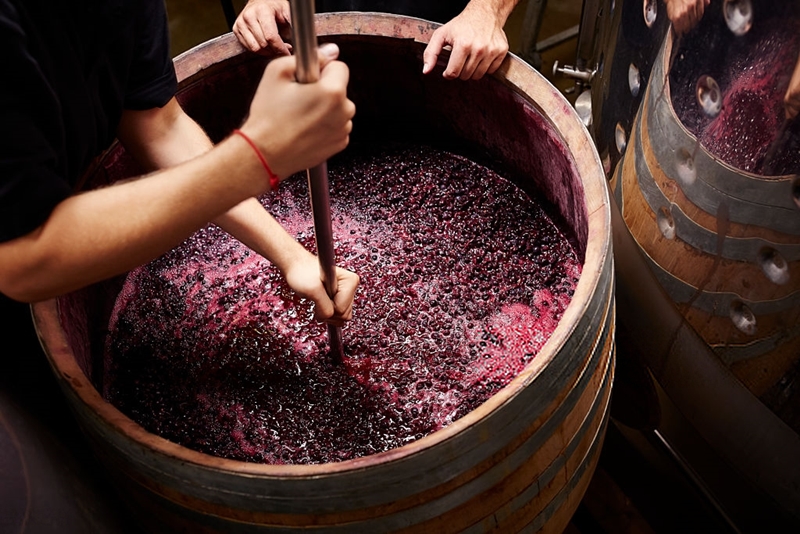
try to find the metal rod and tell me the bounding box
[290,0,320,83]
[289,0,344,361]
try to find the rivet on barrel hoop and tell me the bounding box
[575,89,593,128]
[758,247,790,285]
[696,75,722,118]
[643,0,657,27]
[615,123,627,154]
[675,147,697,185]
[629,64,641,98]
[723,0,753,36]
[729,300,757,336]
[657,206,676,240]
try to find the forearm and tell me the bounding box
[0,137,265,302]
[118,99,306,272]
[0,50,354,302]
[214,198,314,276]
[117,98,214,171]
[463,0,520,24]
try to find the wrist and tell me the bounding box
[274,238,315,278]
[465,0,517,22]
[232,129,281,191]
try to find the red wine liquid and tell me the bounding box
[104,143,581,465]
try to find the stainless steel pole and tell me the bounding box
[289,0,344,361]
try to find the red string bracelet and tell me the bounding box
[232,129,280,191]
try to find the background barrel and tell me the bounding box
[611,29,800,396]
[32,14,613,533]
[608,8,800,530]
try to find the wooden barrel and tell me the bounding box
[609,26,800,530]
[610,27,800,405]
[32,14,614,533]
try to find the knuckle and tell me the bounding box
[323,82,347,102]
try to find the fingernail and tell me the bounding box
[319,42,339,58]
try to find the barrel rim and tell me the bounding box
[34,13,612,479]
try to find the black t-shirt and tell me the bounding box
[315,0,468,24]
[0,0,177,242]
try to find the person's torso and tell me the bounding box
[0,0,175,242]
[8,0,145,181]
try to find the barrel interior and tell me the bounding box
[63,31,590,395]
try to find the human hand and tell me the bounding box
[233,0,293,55]
[240,43,355,180]
[785,55,800,120]
[283,255,360,327]
[422,4,509,80]
[665,0,710,35]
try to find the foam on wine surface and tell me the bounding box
[104,143,581,464]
